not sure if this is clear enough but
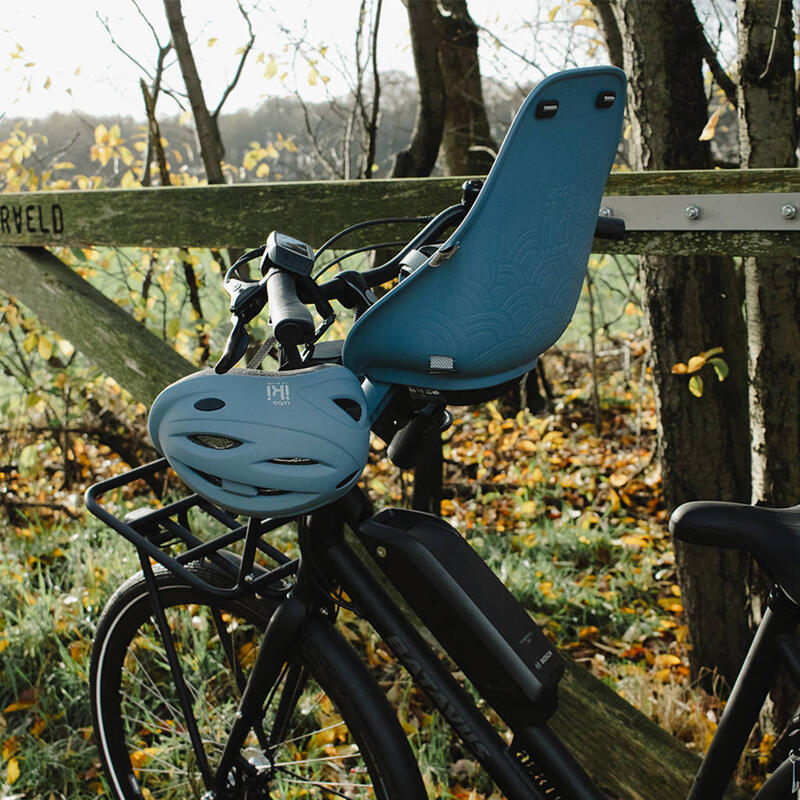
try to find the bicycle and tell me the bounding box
[84,65,800,800]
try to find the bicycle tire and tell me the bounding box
[90,564,426,799]
[751,757,793,800]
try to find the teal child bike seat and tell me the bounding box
[342,66,626,394]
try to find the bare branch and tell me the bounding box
[212,0,257,119]
[95,10,157,83]
[130,0,165,48]
[472,22,548,81]
[362,0,383,178]
[691,3,737,107]
[296,92,344,179]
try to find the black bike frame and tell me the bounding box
[686,588,800,800]
[111,471,800,799]
[304,489,800,800]
[305,493,606,800]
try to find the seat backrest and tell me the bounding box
[342,66,626,395]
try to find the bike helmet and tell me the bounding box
[148,365,371,517]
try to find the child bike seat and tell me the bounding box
[342,66,626,394]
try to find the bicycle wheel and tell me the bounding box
[90,564,426,799]
[751,756,792,800]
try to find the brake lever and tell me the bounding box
[214,317,250,374]
[224,276,268,324]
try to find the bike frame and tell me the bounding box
[88,454,800,797]
[129,481,800,800]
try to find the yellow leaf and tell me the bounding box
[2,737,18,760]
[264,54,277,79]
[608,472,628,488]
[43,76,51,89]
[308,66,319,86]
[687,355,706,373]
[698,108,721,141]
[4,701,33,713]
[94,123,108,145]
[671,362,687,374]
[548,5,561,22]
[37,336,53,361]
[255,162,270,178]
[624,302,641,316]
[207,37,218,47]
[7,756,19,784]
[22,332,37,353]
[688,375,704,397]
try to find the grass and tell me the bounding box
[0,260,767,797]
[0,517,135,797]
[0,345,699,799]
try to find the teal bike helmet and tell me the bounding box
[148,365,370,517]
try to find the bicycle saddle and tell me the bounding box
[670,501,800,604]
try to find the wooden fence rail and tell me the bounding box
[1,168,799,254]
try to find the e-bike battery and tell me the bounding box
[356,508,564,726]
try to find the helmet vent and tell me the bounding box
[193,468,223,487]
[256,486,290,496]
[333,398,363,422]
[188,433,243,450]
[335,471,359,489]
[268,457,318,466]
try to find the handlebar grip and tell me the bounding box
[266,269,315,347]
[595,215,626,240]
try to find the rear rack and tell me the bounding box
[84,458,299,600]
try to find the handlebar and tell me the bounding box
[265,269,315,347]
[215,187,626,372]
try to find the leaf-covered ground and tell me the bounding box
[0,344,772,797]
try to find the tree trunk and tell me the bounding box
[0,247,193,404]
[610,0,753,688]
[389,0,497,513]
[390,0,446,179]
[435,0,496,176]
[737,0,800,508]
[163,0,225,184]
[737,0,799,731]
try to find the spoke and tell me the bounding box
[128,647,186,720]
[114,601,379,798]
[273,750,362,767]
[276,774,374,791]
[283,688,331,744]
[279,718,347,747]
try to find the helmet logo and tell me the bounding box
[266,383,291,406]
